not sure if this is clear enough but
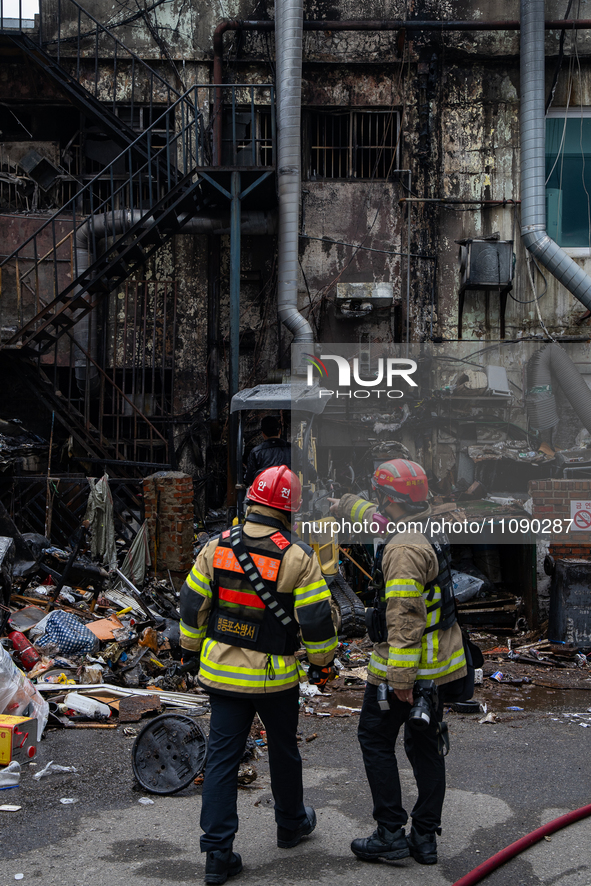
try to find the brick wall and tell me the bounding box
[143,471,194,576]
[529,479,591,559]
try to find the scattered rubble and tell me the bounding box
[2,477,591,809]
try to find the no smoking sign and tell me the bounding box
[570,500,591,531]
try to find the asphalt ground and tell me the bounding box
[1,691,591,886]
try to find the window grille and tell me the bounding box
[306,109,399,180]
[115,104,170,149]
[221,108,273,167]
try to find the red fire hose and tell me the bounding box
[452,803,591,886]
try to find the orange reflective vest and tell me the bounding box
[207,528,300,656]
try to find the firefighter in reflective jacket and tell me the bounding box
[180,466,338,885]
[330,459,466,867]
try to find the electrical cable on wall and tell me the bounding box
[545,0,574,113]
[526,253,555,340]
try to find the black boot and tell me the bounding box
[351,825,409,862]
[408,826,438,865]
[204,849,243,884]
[277,806,317,848]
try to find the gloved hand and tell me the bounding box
[308,661,337,689]
[179,650,201,674]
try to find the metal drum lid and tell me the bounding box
[132,713,207,795]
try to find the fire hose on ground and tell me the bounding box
[452,803,591,886]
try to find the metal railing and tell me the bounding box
[0,87,202,342]
[0,0,182,112]
[0,83,274,335]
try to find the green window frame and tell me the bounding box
[546,111,591,250]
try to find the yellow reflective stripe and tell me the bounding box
[180,621,206,639]
[351,499,373,521]
[303,636,338,654]
[368,652,388,676]
[417,647,466,678]
[371,640,465,679]
[387,646,421,667]
[187,569,211,596]
[424,599,439,663]
[199,644,299,687]
[385,578,424,599]
[294,580,331,606]
[295,579,326,594]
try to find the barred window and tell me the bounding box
[306,109,399,180]
[221,108,273,167]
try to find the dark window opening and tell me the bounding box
[306,109,399,180]
[221,108,273,167]
[546,113,591,249]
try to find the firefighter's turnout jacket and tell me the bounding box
[180,503,338,696]
[336,494,467,691]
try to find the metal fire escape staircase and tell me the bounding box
[0,0,182,163]
[0,91,203,473]
[0,82,276,474]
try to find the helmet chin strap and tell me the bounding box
[377,491,424,517]
[376,489,391,513]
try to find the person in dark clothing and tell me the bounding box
[244,415,291,486]
[244,416,318,489]
[244,416,291,488]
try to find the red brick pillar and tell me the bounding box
[528,479,591,559]
[143,471,194,578]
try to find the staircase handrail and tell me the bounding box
[1,0,183,99]
[0,82,274,271]
[0,86,202,269]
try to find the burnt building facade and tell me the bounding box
[0,0,590,542]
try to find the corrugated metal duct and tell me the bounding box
[275,0,314,344]
[527,343,591,433]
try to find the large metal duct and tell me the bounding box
[520,0,591,311]
[526,343,591,433]
[275,0,314,344]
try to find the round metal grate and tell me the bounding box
[132,713,207,795]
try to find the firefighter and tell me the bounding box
[180,465,338,885]
[331,459,466,866]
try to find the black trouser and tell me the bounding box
[357,682,446,835]
[200,686,307,852]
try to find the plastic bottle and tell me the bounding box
[63,692,111,719]
[8,631,41,672]
[0,761,21,790]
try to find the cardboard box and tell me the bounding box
[0,716,38,765]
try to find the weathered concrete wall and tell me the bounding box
[7,0,591,503]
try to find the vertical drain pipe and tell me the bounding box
[276,0,314,358]
[520,0,591,310]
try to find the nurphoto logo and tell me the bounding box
[305,354,418,399]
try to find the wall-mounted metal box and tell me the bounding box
[457,238,514,339]
[459,238,514,289]
[336,282,394,307]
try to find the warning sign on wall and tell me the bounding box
[570,500,591,531]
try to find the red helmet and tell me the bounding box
[247,465,302,513]
[371,459,428,512]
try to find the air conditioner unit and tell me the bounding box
[459,239,514,290]
[457,237,514,339]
